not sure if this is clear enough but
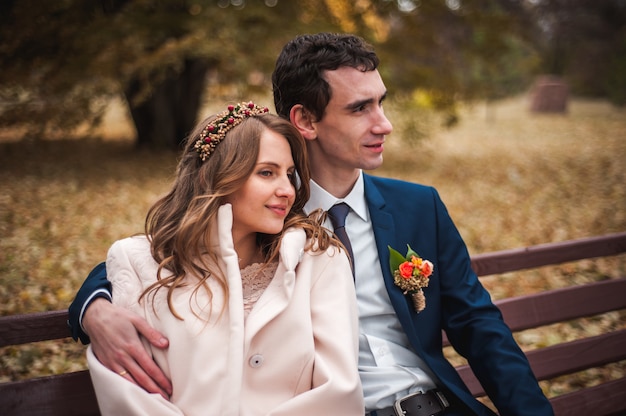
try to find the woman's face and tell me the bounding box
[226,127,296,242]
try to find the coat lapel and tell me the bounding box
[243,228,305,346]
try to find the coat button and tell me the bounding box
[249,354,264,368]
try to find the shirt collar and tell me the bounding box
[304,171,368,222]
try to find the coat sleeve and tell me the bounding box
[269,247,364,416]
[86,239,184,416]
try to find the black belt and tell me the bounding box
[366,389,450,416]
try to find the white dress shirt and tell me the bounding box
[304,172,438,411]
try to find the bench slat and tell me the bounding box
[0,310,70,347]
[443,277,626,347]
[550,377,626,416]
[497,277,626,332]
[0,370,99,416]
[470,232,626,277]
[526,329,626,381]
[456,329,626,397]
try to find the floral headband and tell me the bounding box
[194,101,270,161]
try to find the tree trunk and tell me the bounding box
[124,58,210,150]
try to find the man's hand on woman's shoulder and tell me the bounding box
[83,298,173,398]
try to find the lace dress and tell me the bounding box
[241,261,278,320]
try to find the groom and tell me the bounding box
[69,33,553,416]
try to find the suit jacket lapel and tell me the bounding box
[363,175,424,349]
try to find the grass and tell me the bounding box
[1,95,624,406]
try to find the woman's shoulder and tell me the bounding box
[110,234,150,249]
[302,235,346,263]
[107,235,157,276]
[106,236,155,311]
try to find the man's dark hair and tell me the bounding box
[272,33,379,121]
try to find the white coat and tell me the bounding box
[87,204,363,415]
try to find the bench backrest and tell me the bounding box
[452,277,626,415]
[0,311,98,416]
[1,231,625,415]
[454,232,626,416]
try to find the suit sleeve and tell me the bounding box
[431,189,553,415]
[67,261,111,344]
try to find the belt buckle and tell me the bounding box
[392,390,450,416]
[393,392,421,416]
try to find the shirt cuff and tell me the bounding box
[79,288,112,334]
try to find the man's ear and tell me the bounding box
[289,104,317,140]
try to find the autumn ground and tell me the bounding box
[1,95,624,408]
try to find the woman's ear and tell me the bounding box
[289,104,317,140]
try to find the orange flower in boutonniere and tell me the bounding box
[388,245,434,313]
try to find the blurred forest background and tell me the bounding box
[1,0,625,410]
[2,0,626,145]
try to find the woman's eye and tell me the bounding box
[259,170,272,177]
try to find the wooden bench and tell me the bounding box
[448,231,626,415]
[0,311,98,416]
[1,231,625,416]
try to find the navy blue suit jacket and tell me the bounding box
[68,173,553,415]
[362,174,552,415]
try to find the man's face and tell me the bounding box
[308,67,393,184]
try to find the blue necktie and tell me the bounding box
[328,202,355,276]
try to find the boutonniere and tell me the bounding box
[388,245,434,313]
